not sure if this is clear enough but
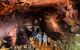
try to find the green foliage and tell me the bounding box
[75,34,80,50]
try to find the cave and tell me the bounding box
[0,0,80,50]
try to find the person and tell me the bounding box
[43,32,48,46]
[36,29,42,46]
[32,27,37,40]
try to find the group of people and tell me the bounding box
[32,28,48,46]
[0,19,48,49]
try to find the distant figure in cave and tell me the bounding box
[36,28,43,46]
[43,32,48,46]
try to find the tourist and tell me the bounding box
[32,30,37,40]
[37,29,42,46]
[43,32,48,46]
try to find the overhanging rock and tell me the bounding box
[19,0,68,6]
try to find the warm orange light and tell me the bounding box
[47,15,60,32]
